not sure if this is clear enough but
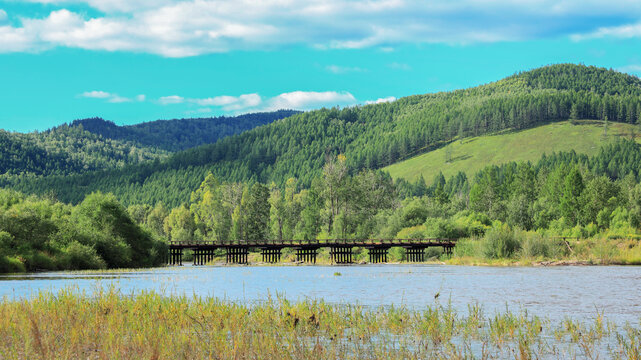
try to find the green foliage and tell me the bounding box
[482,225,521,259]
[0,189,165,273]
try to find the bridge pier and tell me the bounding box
[444,245,453,257]
[226,247,248,264]
[367,247,389,263]
[405,247,424,262]
[169,247,183,266]
[330,246,353,264]
[295,248,318,263]
[261,248,282,263]
[193,248,216,265]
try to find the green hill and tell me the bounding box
[71,110,299,152]
[7,64,641,206]
[384,120,641,183]
[0,126,169,177]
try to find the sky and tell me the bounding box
[1,1,641,132]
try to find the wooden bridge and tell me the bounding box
[167,238,457,265]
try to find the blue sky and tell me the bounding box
[1,1,641,132]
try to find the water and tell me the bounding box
[1,264,640,326]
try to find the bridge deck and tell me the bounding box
[169,238,457,249]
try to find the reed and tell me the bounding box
[0,287,638,359]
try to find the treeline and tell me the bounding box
[129,155,397,243]
[72,110,300,152]
[130,140,641,252]
[0,190,166,273]
[7,64,641,207]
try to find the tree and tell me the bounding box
[559,167,584,225]
[245,183,270,241]
[164,205,196,243]
[321,154,348,234]
[569,103,579,124]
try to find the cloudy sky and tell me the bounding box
[1,0,641,131]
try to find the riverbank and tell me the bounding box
[0,287,638,359]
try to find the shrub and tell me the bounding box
[482,225,521,259]
[520,232,549,258]
[61,242,107,270]
[23,251,57,271]
[0,256,25,273]
[396,225,426,239]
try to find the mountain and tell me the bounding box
[7,64,641,207]
[0,110,298,178]
[71,110,300,152]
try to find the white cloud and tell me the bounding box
[326,65,366,74]
[573,22,641,40]
[158,95,184,104]
[192,94,262,111]
[618,64,641,74]
[135,94,146,102]
[81,90,111,98]
[108,95,131,103]
[365,96,396,105]
[159,90,358,113]
[3,0,641,56]
[80,90,144,103]
[0,9,7,23]
[265,91,357,111]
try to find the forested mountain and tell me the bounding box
[0,125,169,177]
[7,64,641,207]
[0,110,297,178]
[71,110,300,152]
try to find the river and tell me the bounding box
[1,264,639,327]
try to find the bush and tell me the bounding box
[23,251,57,271]
[60,242,107,270]
[520,232,550,258]
[396,225,427,239]
[0,256,25,273]
[482,225,521,259]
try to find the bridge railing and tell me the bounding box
[168,238,458,247]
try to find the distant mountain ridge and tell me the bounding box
[0,110,299,178]
[70,110,300,152]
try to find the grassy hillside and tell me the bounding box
[384,120,641,182]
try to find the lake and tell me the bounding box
[1,264,640,326]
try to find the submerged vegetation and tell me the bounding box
[0,287,638,359]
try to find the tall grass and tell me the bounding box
[0,287,638,359]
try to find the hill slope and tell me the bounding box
[0,126,169,177]
[7,64,641,206]
[72,110,300,152]
[384,120,641,182]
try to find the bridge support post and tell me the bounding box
[261,248,282,263]
[226,247,249,264]
[367,247,389,263]
[330,246,353,264]
[405,247,425,262]
[295,248,318,263]
[168,247,183,266]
